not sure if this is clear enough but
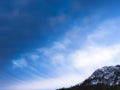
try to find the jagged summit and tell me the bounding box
[82,65,120,86]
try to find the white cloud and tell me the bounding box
[10,17,120,89]
[30,54,40,61]
[12,58,27,68]
[51,53,65,65]
[69,44,120,69]
[9,43,120,89]
[53,42,67,50]
[8,73,85,90]
[87,17,120,45]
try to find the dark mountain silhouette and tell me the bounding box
[58,65,120,90]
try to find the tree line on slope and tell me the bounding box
[58,84,120,90]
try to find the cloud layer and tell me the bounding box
[1,0,120,89]
[4,17,120,89]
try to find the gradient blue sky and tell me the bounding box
[1,0,120,89]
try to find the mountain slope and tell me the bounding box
[59,65,120,90]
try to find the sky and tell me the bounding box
[1,0,120,89]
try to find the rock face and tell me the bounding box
[59,65,120,90]
[82,65,120,86]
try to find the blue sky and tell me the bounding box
[1,0,120,89]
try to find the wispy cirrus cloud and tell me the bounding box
[7,17,120,89]
[12,58,27,68]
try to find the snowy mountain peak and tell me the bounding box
[83,65,120,86]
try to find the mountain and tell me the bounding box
[83,65,120,86]
[59,65,120,90]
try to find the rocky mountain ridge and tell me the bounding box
[82,65,120,86]
[59,65,120,90]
